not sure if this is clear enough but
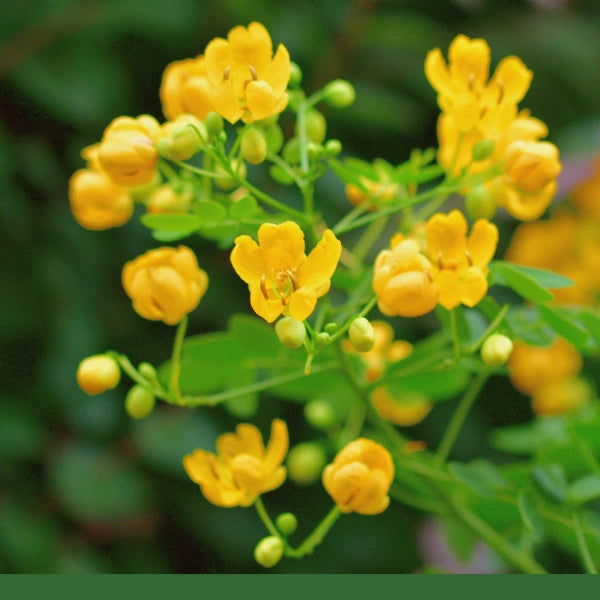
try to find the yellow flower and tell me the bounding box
[230,221,342,323]
[372,237,439,318]
[183,419,289,507]
[98,115,161,187]
[425,34,532,138]
[370,386,432,427]
[531,376,592,417]
[76,355,121,395]
[159,55,216,121]
[203,22,290,124]
[322,438,394,515]
[146,184,192,215]
[425,210,498,310]
[122,246,208,325]
[68,168,133,230]
[508,338,582,396]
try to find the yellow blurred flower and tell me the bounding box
[531,376,592,417]
[183,419,289,507]
[203,22,290,124]
[98,115,161,187]
[322,438,394,515]
[68,168,133,230]
[370,386,432,427]
[426,209,498,310]
[146,184,193,215]
[230,221,342,323]
[160,55,216,121]
[122,245,208,325]
[372,237,439,318]
[76,354,121,395]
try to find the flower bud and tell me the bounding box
[157,115,204,161]
[138,362,158,383]
[348,317,376,352]
[254,536,284,568]
[465,184,497,221]
[324,139,342,157]
[282,137,301,164]
[314,331,331,349]
[76,355,121,395]
[125,384,156,419]
[302,110,327,145]
[471,138,495,162]
[324,322,338,335]
[304,399,338,430]
[262,123,284,155]
[241,127,268,165]
[275,512,298,537]
[287,442,328,486]
[269,164,295,186]
[214,159,246,190]
[205,111,224,138]
[275,317,306,349]
[322,79,356,108]
[481,333,514,367]
[288,62,303,87]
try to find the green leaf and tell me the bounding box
[568,473,600,505]
[384,366,471,401]
[490,261,573,304]
[517,490,544,542]
[579,308,600,345]
[194,199,227,224]
[531,464,569,503]
[141,213,202,233]
[537,305,590,350]
[449,460,509,498]
[228,195,259,220]
[490,423,535,456]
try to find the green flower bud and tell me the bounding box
[205,111,224,138]
[125,384,156,419]
[324,139,342,157]
[322,79,356,108]
[465,184,497,221]
[348,317,376,352]
[138,362,158,384]
[241,127,268,165]
[304,399,338,430]
[282,137,301,164]
[254,536,284,568]
[307,142,323,160]
[275,317,306,349]
[214,159,246,191]
[269,164,295,186]
[262,123,284,155]
[481,333,514,367]
[275,512,298,536]
[289,62,303,87]
[314,332,331,349]
[286,442,328,486]
[157,116,203,161]
[324,322,338,335]
[471,138,495,162]
[301,109,327,145]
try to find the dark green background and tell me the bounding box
[2,0,600,573]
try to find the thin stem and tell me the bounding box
[286,505,343,558]
[169,315,188,405]
[254,497,281,538]
[463,303,510,355]
[434,370,489,466]
[573,511,598,574]
[449,308,462,361]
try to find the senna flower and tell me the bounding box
[370,386,432,427]
[322,438,394,515]
[183,419,289,507]
[425,210,498,310]
[97,115,161,187]
[230,221,342,323]
[122,246,208,325]
[203,22,290,123]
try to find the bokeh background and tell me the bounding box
[2,0,600,573]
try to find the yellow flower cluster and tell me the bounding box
[426,35,562,221]
[373,209,498,317]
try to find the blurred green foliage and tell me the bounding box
[1,0,600,573]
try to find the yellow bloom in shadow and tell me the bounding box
[426,209,498,310]
[204,22,290,124]
[183,419,289,507]
[322,438,394,515]
[370,387,432,427]
[230,221,342,323]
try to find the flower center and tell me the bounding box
[260,268,298,306]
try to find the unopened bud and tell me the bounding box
[324,139,342,157]
[205,111,224,138]
[76,354,121,395]
[241,127,268,165]
[322,79,356,108]
[304,399,338,430]
[275,512,298,536]
[314,331,331,349]
[263,123,284,155]
[214,159,246,191]
[481,333,514,367]
[471,138,495,162]
[138,362,158,383]
[324,322,338,335]
[269,164,295,185]
[157,115,204,161]
[254,536,284,568]
[125,384,156,419]
[287,442,328,486]
[302,110,327,145]
[465,184,497,220]
[289,62,303,87]
[348,317,376,352]
[275,317,306,349]
[282,137,301,164]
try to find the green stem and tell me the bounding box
[108,352,170,401]
[169,315,188,405]
[463,303,510,355]
[573,511,598,574]
[254,496,280,538]
[434,370,489,466]
[286,505,343,558]
[449,308,461,361]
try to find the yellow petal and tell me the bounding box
[434,269,462,310]
[296,229,342,289]
[461,266,489,307]
[230,234,268,285]
[488,56,532,105]
[236,423,266,458]
[425,210,468,263]
[258,221,306,271]
[467,219,498,266]
[245,81,287,122]
[263,43,291,95]
[263,419,289,472]
[204,38,232,84]
[249,284,285,323]
[448,35,490,91]
[228,22,272,73]
[424,48,451,97]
